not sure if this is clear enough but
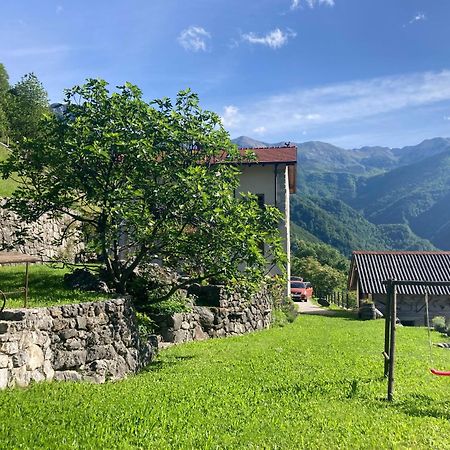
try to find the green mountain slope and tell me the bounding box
[290,194,435,256]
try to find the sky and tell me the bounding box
[1,0,450,148]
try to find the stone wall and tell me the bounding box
[0,298,155,389]
[0,198,84,260]
[154,285,272,344]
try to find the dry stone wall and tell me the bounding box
[0,198,84,260]
[154,285,273,344]
[0,298,155,389]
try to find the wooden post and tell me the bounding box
[383,281,392,377]
[24,262,29,308]
[387,283,397,401]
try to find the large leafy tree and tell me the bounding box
[6,72,48,144]
[1,79,285,295]
[0,63,10,140]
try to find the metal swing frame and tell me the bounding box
[382,279,450,402]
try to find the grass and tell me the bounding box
[0,143,18,197]
[0,264,110,308]
[1,314,450,448]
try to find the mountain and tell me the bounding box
[232,136,450,175]
[290,194,435,256]
[233,135,450,254]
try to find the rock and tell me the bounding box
[54,370,82,382]
[0,341,19,355]
[193,324,208,341]
[86,345,116,362]
[195,307,215,329]
[0,368,8,389]
[52,350,87,370]
[0,353,8,369]
[12,351,28,368]
[181,321,190,330]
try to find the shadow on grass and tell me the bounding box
[393,393,450,420]
[267,376,381,400]
[143,355,197,372]
[300,309,359,321]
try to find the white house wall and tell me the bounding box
[237,164,291,292]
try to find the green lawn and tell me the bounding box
[0,264,110,308]
[0,144,17,197]
[1,314,450,448]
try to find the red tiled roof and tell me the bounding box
[239,146,297,164]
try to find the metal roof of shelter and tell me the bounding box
[348,251,450,295]
[0,252,40,265]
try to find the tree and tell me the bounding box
[292,239,349,272]
[6,72,48,144]
[1,79,285,296]
[0,63,10,140]
[291,256,346,295]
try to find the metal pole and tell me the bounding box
[24,262,29,308]
[387,283,397,401]
[383,280,392,378]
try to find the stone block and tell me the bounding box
[26,344,45,370]
[170,314,183,331]
[12,351,29,368]
[52,350,87,370]
[0,341,19,355]
[76,317,87,330]
[30,369,45,383]
[0,310,25,321]
[43,360,54,380]
[0,353,8,369]
[53,370,82,382]
[59,328,78,341]
[11,365,30,388]
[65,338,82,350]
[0,368,8,389]
[193,324,208,341]
[195,307,215,329]
[86,345,116,363]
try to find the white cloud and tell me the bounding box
[178,26,211,52]
[253,126,266,134]
[242,28,296,49]
[409,12,426,24]
[220,70,450,136]
[221,105,241,128]
[291,0,335,10]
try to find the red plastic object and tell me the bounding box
[430,368,450,376]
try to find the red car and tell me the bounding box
[291,280,313,302]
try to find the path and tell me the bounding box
[295,299,341,317]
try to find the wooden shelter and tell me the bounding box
[348,250,450,326]
[0,252,40,312]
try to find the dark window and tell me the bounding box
[256,194,265,209]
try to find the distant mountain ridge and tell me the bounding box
[232,136,450,254]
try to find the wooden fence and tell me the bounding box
[315,290,357,309]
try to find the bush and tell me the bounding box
[432,316,447,333]
[135,311,155,339]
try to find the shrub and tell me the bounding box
[431,316,447,333]
[135,311,155,339]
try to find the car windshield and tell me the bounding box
[291,282,306,288]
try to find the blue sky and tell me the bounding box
[1,0,450,148]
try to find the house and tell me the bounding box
[348,250,450,326]
[235,145,297,292]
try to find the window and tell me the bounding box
[256,194,265,209]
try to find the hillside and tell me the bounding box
[233,136,450,254]
[290,195,435,256]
